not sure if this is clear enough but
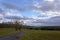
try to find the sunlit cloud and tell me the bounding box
[0,14,4,19]
[4,9,23,18]
[44,0,54,2]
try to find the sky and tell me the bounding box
[0,0,60,26]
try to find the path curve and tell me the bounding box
[0,30,25,40]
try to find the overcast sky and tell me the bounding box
[0,0,60,26]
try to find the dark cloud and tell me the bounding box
[0,8,4,14]
[30,16,60,26]
[40,2,54,11]
[44,16,60,26]
[5,16,21,19]
[49,16,60,23]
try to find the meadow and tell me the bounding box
[0,27,60,40]
[0,28,17,37]
[21,29,60,40]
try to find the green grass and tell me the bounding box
[21,29,60,40]
[0,28,18,37]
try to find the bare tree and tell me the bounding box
[12,18,24,31]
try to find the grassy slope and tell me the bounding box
[0,28,18,37]
[21,29,60,40]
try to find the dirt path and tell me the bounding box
[0,30,25,40]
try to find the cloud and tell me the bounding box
[48,16,60,23]
[0,0,60,26]
[32,0,60,18]
[0,14,4,19]
[5,12,23,17]
[0,8,4,14]
[42,16,60,26]
[4,9,23,19]
[0,8,5,20]
[26,16,60,26]
[44,0,54,2]
[33,1,41,8]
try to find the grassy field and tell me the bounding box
[0,28,18,37]
[0,28,60,40]
[21,29,60,40]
